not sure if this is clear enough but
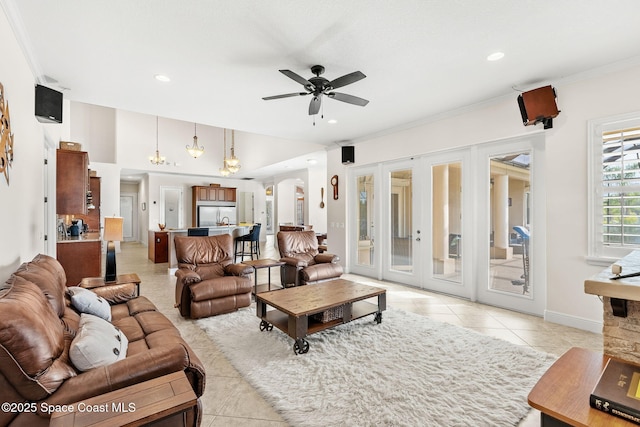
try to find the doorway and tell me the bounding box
[120,193,137,242]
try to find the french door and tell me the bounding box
[381,160,422,286]
[348,135,546,316]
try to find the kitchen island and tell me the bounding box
[166,225,252,270]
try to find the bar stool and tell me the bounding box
[234,223,261,262]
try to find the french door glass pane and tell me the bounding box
[357,174,375,266]
[432,162,462,283]
[489,152,531,295]
[390,169,413,273]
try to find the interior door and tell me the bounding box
[382,160,422,286]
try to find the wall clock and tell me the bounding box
[0,83,14,185]
[331,175,339,200]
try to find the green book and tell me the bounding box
[590,358,640,425]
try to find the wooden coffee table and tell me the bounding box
[255,279,386,354]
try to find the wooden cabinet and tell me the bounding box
[56,240,101,286]
[148,230,169,263]
[192,185,236,202]
[56,149,89,215]
[191,185,237,226]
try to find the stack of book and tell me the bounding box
[590,358,640,425]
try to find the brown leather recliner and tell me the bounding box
[174,234,253,319]
[0,254,205,427]
[277,230,343,286]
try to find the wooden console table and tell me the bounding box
[49,371,197,427]
[528,347,636,426]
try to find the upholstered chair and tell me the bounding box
[277,230,343,287]
[174,234,253,318]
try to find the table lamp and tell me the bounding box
[103,216,123,283]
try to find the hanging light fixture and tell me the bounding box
[149,116,165,165]
[219,129,231,176]
[226,129,241,173]
[186,122,205,158]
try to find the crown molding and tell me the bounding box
[1,0,44,82]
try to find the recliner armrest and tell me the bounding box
[280,257,308,268]
[225,263,253,276]
[315,253,340,264]
[176,269,201,285]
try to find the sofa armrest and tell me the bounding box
[315,253,340,264]
[225,263,253,276]
[280,257,308,268]
[176,268,201,285]
[40,343,203,415]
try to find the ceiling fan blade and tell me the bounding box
[262,92,308,101]
[308,96,322,115]
[327,92,369,107]
[280,70,314,89]
[328,71,366,90]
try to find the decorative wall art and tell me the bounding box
[0,83,14,185]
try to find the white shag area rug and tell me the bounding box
[196,306,556,427]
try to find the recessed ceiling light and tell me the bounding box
[328,119,338,124]
[307,159,318,164]
[154,74,171,82]
[487,52,505,61]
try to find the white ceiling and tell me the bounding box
[4,0,640,175]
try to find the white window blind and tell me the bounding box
[601,126,640,247]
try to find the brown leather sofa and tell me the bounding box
[277,230,343,286]
[174,234,253,319]
[0,254,205,427]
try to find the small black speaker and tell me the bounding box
[342,146,355,164]
[35,84,63,123]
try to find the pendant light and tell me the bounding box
[149,116,165,165]
[226,129,241,173]
[186,123,205,158]
[219,129,231,176]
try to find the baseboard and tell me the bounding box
[544,309,602,334]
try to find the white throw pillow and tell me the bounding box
[67,286,111,321]
[69,313,128,372]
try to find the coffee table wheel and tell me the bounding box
[259,320,273,331]
[293,338,309,355]
[374,311,383,324]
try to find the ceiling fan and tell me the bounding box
[263,65,369,116]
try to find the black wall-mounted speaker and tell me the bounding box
[342,146,355,164]
[517,85,559,129]
[35,84,63,123]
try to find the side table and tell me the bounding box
[528,347,636,426]
[241,259,285,295]
[49,371,197,427]
[79,273,141,299]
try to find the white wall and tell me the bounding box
[0,8,69,278]
[330,62,640,331]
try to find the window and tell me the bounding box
[588,113,640,262]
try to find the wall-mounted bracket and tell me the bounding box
[611,298,628,317]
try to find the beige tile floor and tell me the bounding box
[118,239,602,427]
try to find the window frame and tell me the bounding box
[588,111,640,264]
